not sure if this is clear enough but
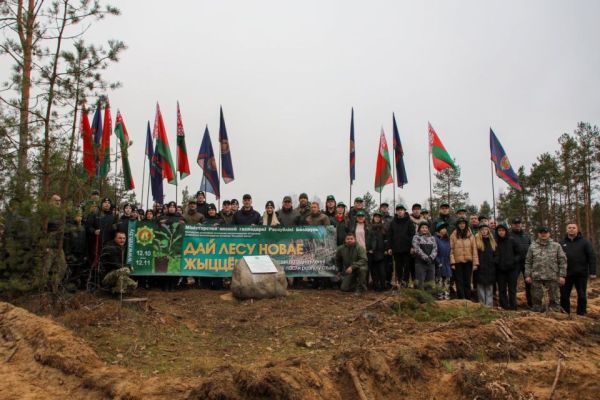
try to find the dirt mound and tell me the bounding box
[3,282,600,399]
[0,301,141,400]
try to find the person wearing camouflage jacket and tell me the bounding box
[336,232,368,294]
[524,226,567,312]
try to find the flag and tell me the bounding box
[91,102,102,175]
[374,128,394,193]
[114,110,135,190]
[197,126,220,199]
[145,121,153,162]
[176,101,190,179]
[490,128,522,191]
[428,122,457,171]
[150,138,164,204]
[349,108,356,184]
[80,105,95,178]
[392,113,408,187]
[98,101,112,178]
[219,106,235,183]
[153,103,177,184]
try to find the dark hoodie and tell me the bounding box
[387,214,415,254]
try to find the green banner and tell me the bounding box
[127,221,338,277]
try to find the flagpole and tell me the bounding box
[140,150,146,209]
[114,127,119,205]
[218,115,222,210]
[490,161,497,221]
[146,166,151,211]
[175,137,179,206]
[428,146,433,212]
[391,131,397,210]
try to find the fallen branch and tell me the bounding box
[346,361,368,400]
[548,357,562,400]
[427,316,475,333]
[5,344,19,363]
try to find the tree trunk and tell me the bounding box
[15,0,36,199]
[41,1,68,203]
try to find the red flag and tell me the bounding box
[153,103,176,184]
[98,101,112,178]
[80,106,95,178]
[176,102,190,179]
[374,128,393,193]
[428,122,457,172]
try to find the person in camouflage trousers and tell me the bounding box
[100,231,137,295]
[336,232,368,294]
[524,226,567,312]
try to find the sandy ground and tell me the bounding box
[2,281,600,399]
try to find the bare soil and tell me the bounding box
[2,281,600,399]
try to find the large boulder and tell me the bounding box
[230,257,288,299]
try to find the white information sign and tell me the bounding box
[244,255,278,274]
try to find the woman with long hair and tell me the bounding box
[450,218,479,299]
[475,225,497,307]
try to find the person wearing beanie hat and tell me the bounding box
[296,193,311,224]
[434,221,452,299]
[412,220,437,291]
[261,200,281,227]
[203,203,224,226]
[159,201,184,226]
[277,195,300,227]
[230,198,240,213]
[195,191,209,218]
[495,223,521,310]
[387,202,416,287]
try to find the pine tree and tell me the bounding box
[432,162,470,210]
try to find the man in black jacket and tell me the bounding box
[560,223,597,315]
[386,204,415,287]
[233,194,261,225]
[509,217,532,307]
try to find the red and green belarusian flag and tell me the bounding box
[176,101,190,179]
[114,110,135,190]
[153,103,177,184]
[80,105,95,178]
[374,128,394,193]
[98,101,112,178]
[428,122,457,171]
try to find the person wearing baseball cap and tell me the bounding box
[233,194,261,225]
[324,195,337,225]
[195,190,209,217]
[277,195,300,227]
[524,225,567,312]
[219,200,234,225]
[387,202,415,287]
[509,216,532,308]
[348,196,368,225]
[432,201,456,236]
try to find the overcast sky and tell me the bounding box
[16,1,600,210]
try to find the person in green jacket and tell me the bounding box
[336,232,368,294]
[525,226,567,312]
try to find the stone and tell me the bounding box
[230,257,287,299]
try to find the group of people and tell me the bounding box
[36,189,597,315]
